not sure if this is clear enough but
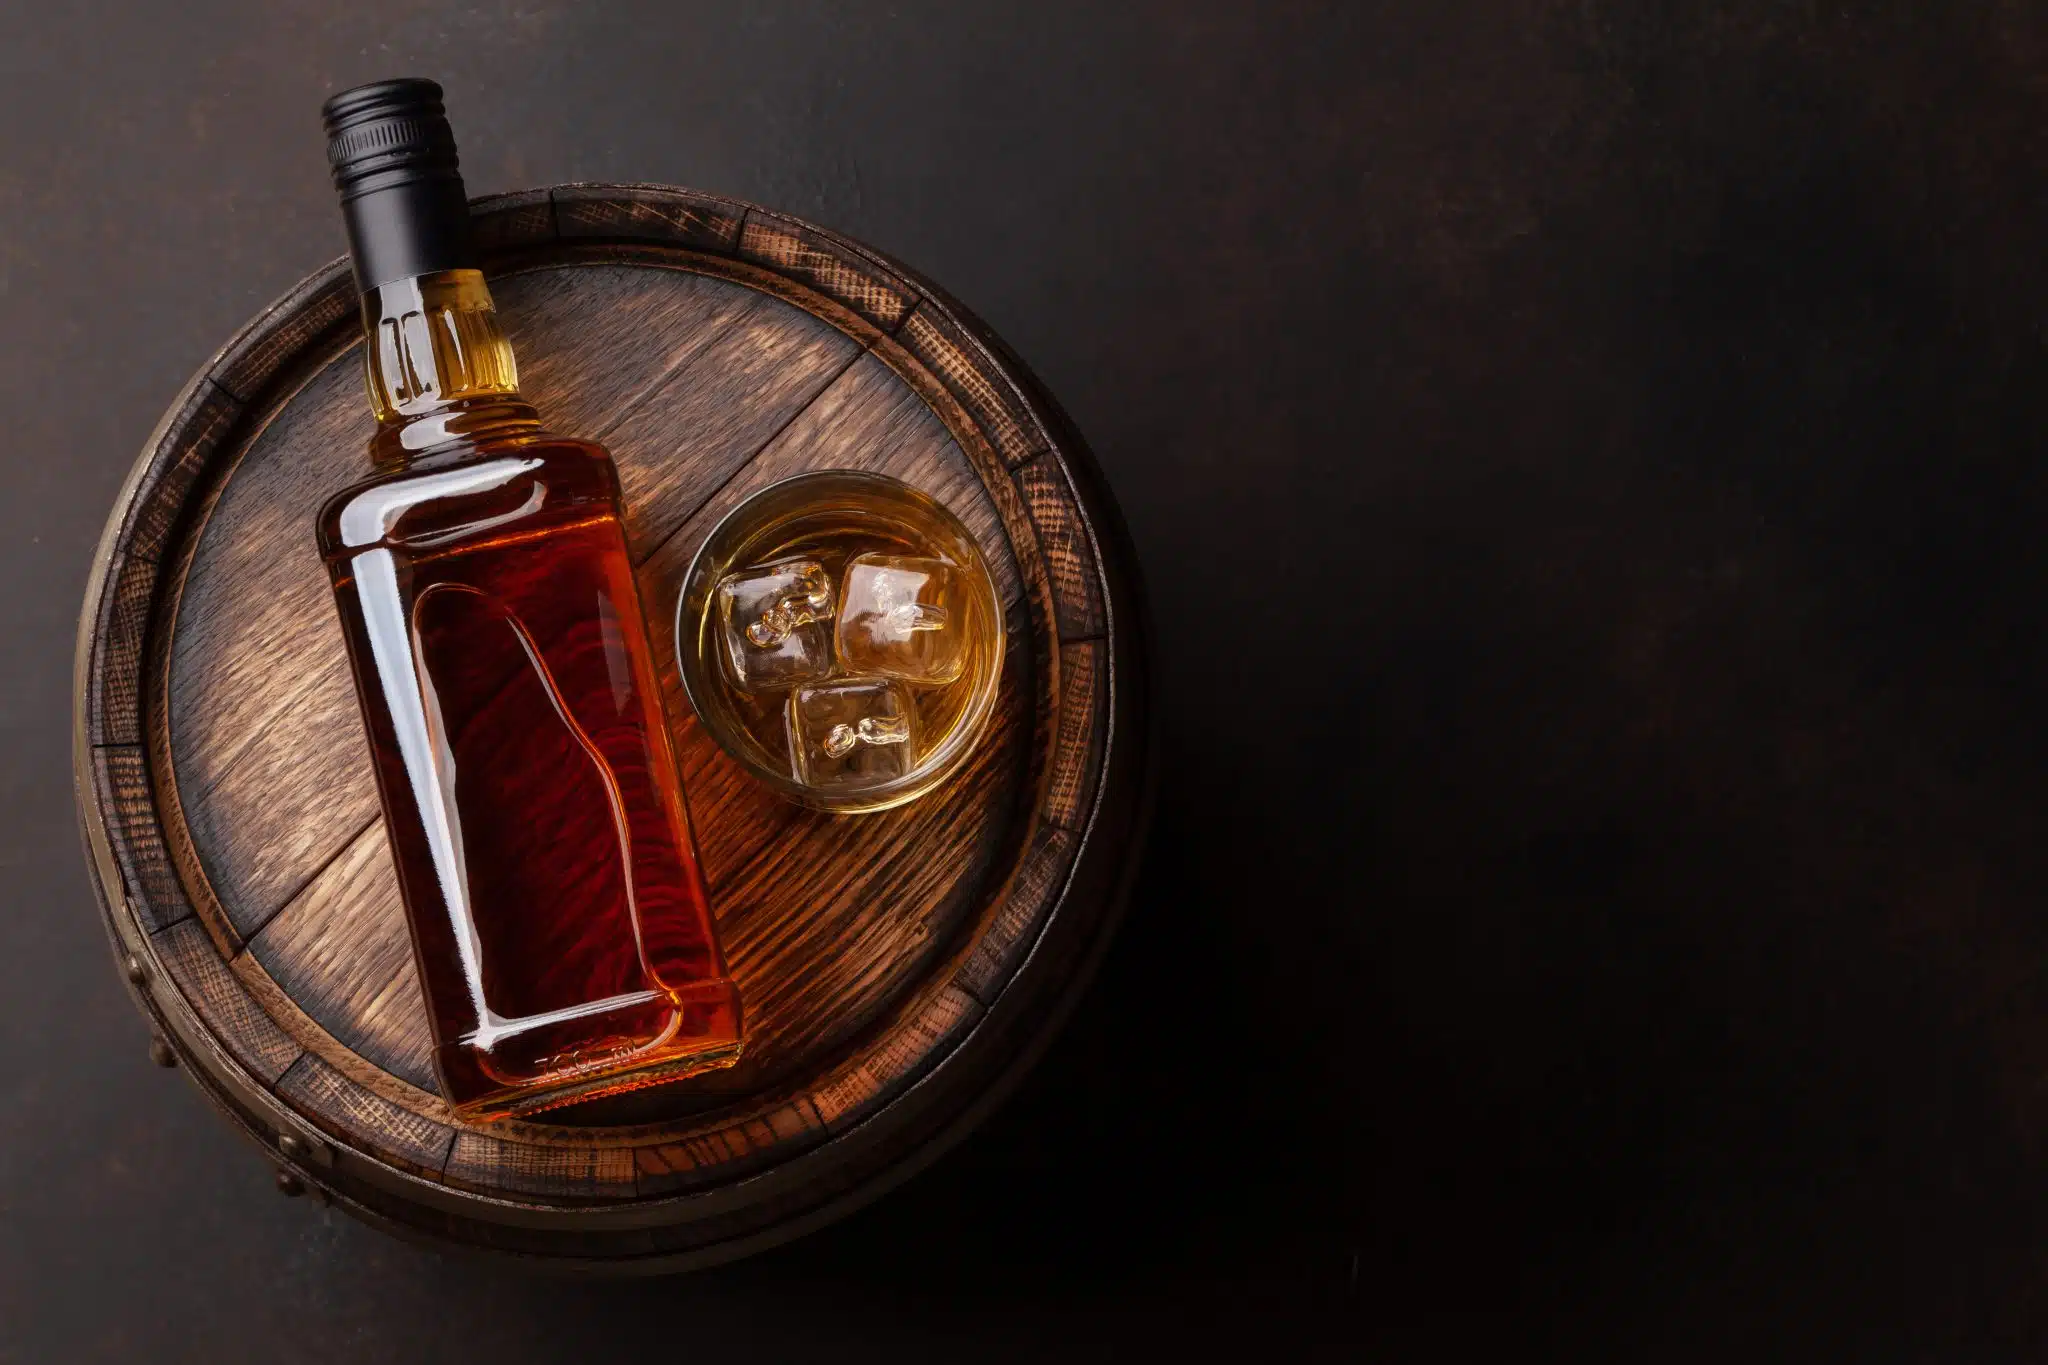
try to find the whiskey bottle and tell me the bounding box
[314,79,742,1120]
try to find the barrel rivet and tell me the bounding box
[147,1037,177,1068]
[278,1133,308,1161]
[274,1169,306,1198]
[124,955,147,986]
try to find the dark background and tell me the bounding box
[5,1,2047,1359]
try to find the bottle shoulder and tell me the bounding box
[317,433,621,558]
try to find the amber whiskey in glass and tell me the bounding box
[315,80,740,1119]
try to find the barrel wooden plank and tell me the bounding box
[669,715,805,896]
[126,381,246,563]
[210,270,355,408]
[77,185,1140,1269]
[184,638,376,943]
[92,745,191,933]
[246,825,435,1092]
[554,184,742,252]
[85,553,152,748]
[167,355,371,811]
[810,985,982,1132]
[898,304,1046,471]
[444,1131,637,1201]
[87,374,243,748]
[634,1097,828,1196]
[151,918,301,1084]
[1011,453,1106,641]
[598,290,863,560]
[955,823,1078,1005]
[503,266,774,443]
[1045,640,1107,833]
[87,369,240,746]
[737,213,920,333]
[274,1052,454,1179]
[465,188,557,256]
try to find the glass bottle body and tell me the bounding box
[316,271,739,1119]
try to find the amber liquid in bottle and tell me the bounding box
[317,267,742,1120]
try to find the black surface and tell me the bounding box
[5,2,2047,1360]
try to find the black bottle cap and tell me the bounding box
[321,78,475,293]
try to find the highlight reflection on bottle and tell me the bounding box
[314,79,741,1119]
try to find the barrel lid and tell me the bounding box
[75,184,1146,1269]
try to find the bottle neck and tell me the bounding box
[361,268,540,467]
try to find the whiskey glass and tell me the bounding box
[676,471,1006,814]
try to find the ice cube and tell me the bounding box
[834,554,968,686]
[786,677,917,790]
[716,558,836,693]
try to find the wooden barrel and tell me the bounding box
[73,184,1148,1269]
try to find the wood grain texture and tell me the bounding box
[274,1052,454,1179]
[598,288,861,560]
[185,652,378,941]
[92,745,190,932]
[554,184,742,252]
[502,266,779,438]
[210,273,354,408]
[466,188,558,255]
[86,380,244,747]
[128,381,245,564]
[1012,453,1107,641]
[634,1097,828,1196]
[151,918,300,1084]
[166,355,371,814]
[738,212,920,333]
[85,553,152,747]
[954,823,1077,1006]
[247,824,435,1092]
[811,985,983,1132]
[444,1131,638,1201]
[899,304,1047,470]
[77,186,1140,1264]
[1045,641,1107,833]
